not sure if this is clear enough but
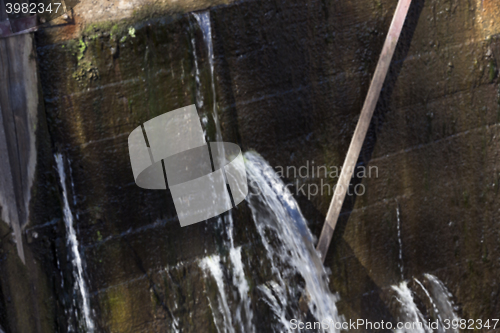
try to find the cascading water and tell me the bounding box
[55,154,95,332]
[423,274,460,329]
[191,10,256,332]
[389,274,460,333]
[244,152,342,333]
[414,274,460,333]
[189,17,206,129]
[225,213,255,333]
[182,14,466,330]
[191,10,222,143]
[191,10,341,331]
[391,281,431,333]
[200,255,236,333]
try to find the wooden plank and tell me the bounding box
[316,0,413,262]
[0,31,39,264]
[0,0,8,21]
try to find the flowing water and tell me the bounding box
[55,154,95,332]
[192,10,256,333]
[185,10,463,333]
[414,274,460,333]
[396,206,404,281]
[200,255,236,333]
[391,281,431,333]
[192,10,221,143]
[198,152,343,333]
[191,10,342,331]
[390,274,460,333]
[245,152,343,332]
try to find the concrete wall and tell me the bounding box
[0,0,498,331]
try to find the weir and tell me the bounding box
[0,0,499,331]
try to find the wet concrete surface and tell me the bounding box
[0,0,499,331]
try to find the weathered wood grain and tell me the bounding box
[0,30,39,264]
[316,0,413,262]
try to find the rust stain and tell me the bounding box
[39,15,83,43]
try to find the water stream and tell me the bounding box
[192,10,256,332]
[414,274,460,333]
[200,255,236,333]
[392,281,431,333]
[396,206,404,281]
[390,274,460,333]
[192,10,222,143]
[245,152,343,332]
[55,154,95,333]
[188,9,461,333]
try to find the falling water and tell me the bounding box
[192,9,255,332]
[56,245,75,332]
[200,255,236,333]
[414,274,460,333]
[244,152,342,332]
[423,274,459,327]
[391,281,431,333]
[189,18,205,113]
[191,10,341,332]
[225,213,255,333]
[192,10,223,143]
[391,274,460,333]
[198,193,254,332]
[55,154,95,332]
[396,206,404,281]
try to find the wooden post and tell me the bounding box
[316,0,413,262]
[0,0,40,264]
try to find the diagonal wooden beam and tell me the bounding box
[316,0,413,262]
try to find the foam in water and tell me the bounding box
[244,151,342,332]
[55,154,95,332]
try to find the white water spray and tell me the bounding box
[244,152,342,332]
[192,10,223,143]
[391,281,431,333]
[55,154,95,332]
[200,255,235,333]
[415,274,460,333]
[192,10,255,332]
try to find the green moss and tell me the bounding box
[72,60,99,82]
[82,22,113,36]
[102,286,131,331]
[110,24,120,37]
[77,38,87,61]
[128,26,136,38]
